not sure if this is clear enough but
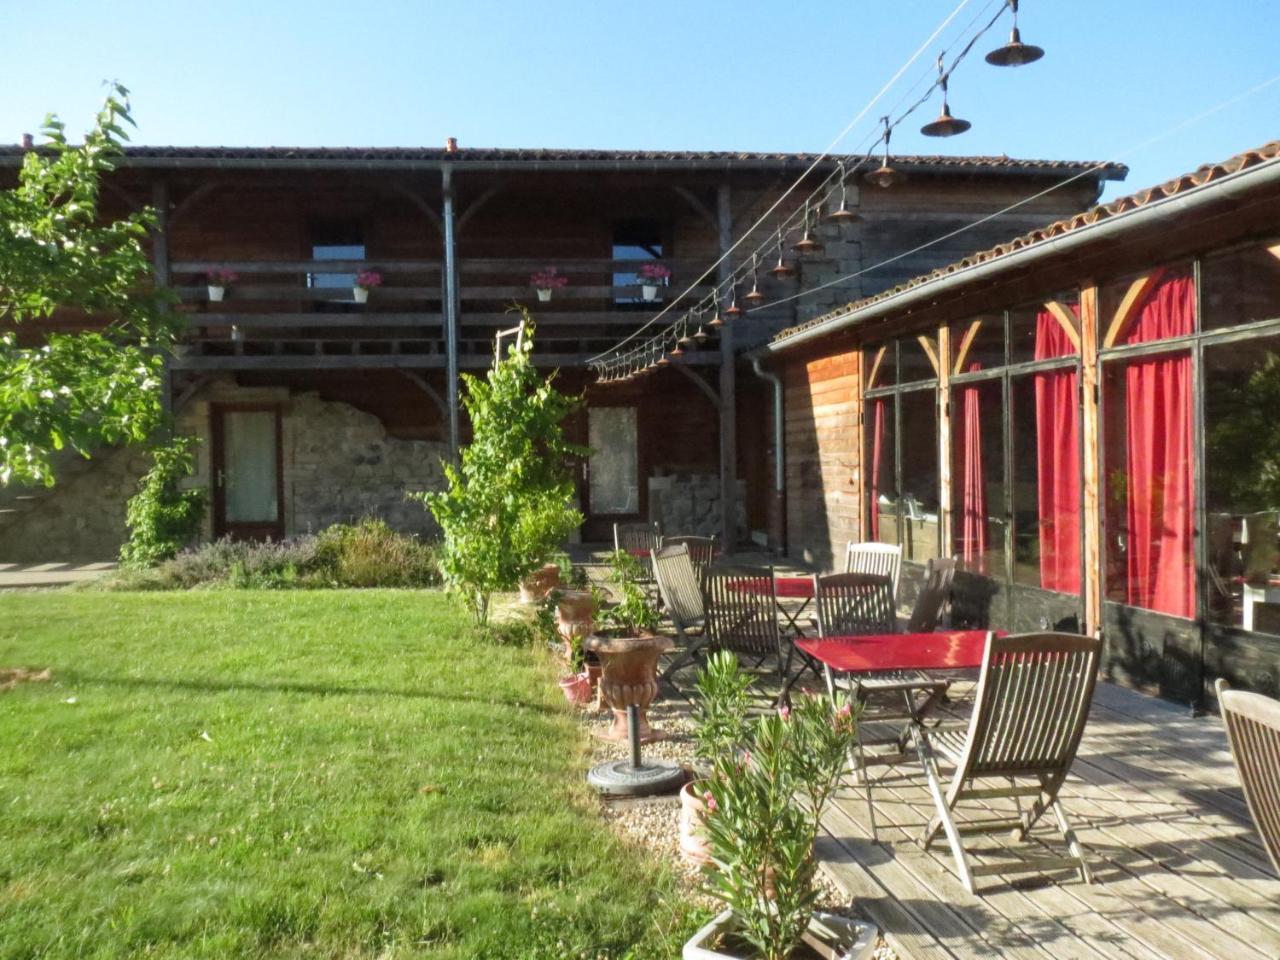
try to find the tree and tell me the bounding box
[0,83,176,487]
[419,313,585,624]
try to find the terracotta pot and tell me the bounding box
[558,672,593,705]
[679,779,712,866]
[555,588,595,644]
[584,630,673,743]
[518,563,561,604]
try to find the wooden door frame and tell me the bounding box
[582,401,645,542]
[210,402,285,541]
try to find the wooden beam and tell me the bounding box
[951,319,983,375]
[171,352,683,372]
[398,370,448,419]
[936,324,952,560]
[152,180,172,419]
[455,184,504,235]
[169,182,221,227]
[1103,269,1164,348]
[670,363,720,411]
[866,346,888,390]
[917,335,940,376]
[1044,299,1081,351]
[172,259,439,274]
[189,310,689,329]
[387,184,444,235]
[717,183,737,550]
[1080,283,1102,637]
[671,185,717,230]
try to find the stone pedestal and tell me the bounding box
[584,632,672,743]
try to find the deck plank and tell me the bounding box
[814,680,1280,960]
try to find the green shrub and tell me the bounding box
[310,517,441,588]
[119,438,206,568]
[692,651,754,761]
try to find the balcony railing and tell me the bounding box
[166,256,743,368]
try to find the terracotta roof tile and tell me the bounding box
[770,140,1280,345]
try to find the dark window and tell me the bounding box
[952,376,1005,577]
[613,220,663,307]
[865,393,898,548]
[309,218,365,294]
[950,314,1004,374]
[1202,241,1280,332]
[1010,291,1079,364]
[1204,335,1280,636]
[900,335,940,384]
[899,388,940,563]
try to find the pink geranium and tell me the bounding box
[206,269,238,286]
[354,270,383,290]
[638,262,671,283]
[530,267,569,290]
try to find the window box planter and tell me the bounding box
[683,910,877,960]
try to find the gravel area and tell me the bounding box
[576,686,898,960]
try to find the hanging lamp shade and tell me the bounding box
[864,116,900,188]
[769,234,796,278]
[744,257,765,303]
[677,328,694,346]
[693,324,709,342]
[791,206,824,255]
[825,163,860,223]
[921,101,971,137]
[725,286,744,318]
[669,337,684,357]
[986,1,1044,66]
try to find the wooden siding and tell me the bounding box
[783,349,862,569]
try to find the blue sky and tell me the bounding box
[2,0,1276,199]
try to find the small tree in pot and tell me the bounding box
[688,694,875,960]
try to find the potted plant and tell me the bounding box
[638,262,672,301]
[353,269,383,304]
[681,651,754,866]
[206,269,238,302]
[689,694,876,960]
[558,624,594,705]
[585,561,666,740]
[519,562,562,603]
[530,266,569,303]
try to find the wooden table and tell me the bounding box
[730,574,816,637]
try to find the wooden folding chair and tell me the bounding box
[901,556,956,633]
[811,571,932,835]
[704,565,788,679]
[916,632,1101,894]
[1216,679,1280,875]
[653,544,709,683]
[661,534,716,583]
[845,542,903,605]
[613,520,661,599]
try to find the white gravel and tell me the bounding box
[578,689,898,959]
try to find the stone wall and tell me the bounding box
[0,380,448,563]
[648,473,747,540]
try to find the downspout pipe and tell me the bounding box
[751,357,786,552]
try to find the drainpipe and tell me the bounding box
[441,165,460,460]
[751,357,785,552]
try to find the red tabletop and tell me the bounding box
[727,575,815,599]
[627,548,652,559]
[796,630,994,674]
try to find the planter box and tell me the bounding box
[683,910,876,960]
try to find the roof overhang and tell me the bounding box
[751,151,1280,360]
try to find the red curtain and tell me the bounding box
[959,365,987,573]
[869,398,886,539]
[1122,276,1195,618]
[1035,312,1081,593]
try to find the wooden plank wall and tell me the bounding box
[783,349,862,570]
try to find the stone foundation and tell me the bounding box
[0,380,449,563]
[648,473,747,540]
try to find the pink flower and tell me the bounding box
[355,270,383,289]
[702,790,717,813]
[777,705,791,720]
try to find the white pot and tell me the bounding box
[353,286,370,304]
[536,287,552,302]
[641,283,659,301]
[207,285,225,302]
[683,909,877,960]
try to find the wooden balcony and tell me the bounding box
[167,256,734,370]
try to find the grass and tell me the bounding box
[0,590,701,959]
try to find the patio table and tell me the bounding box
[729,575,816,637]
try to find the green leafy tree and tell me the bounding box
[0,83,177,487]
[419,313,585,624]
[119,437,206,568]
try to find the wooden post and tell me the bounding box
[441,166,460,459]
[936,323,952,560]
[716,184,737,550]
[151,179,173,420]
[1080,283,1102,635]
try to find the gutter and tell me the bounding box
[750,156,1280,360]
[750,357,786,550]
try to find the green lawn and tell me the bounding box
[0,590,698,959]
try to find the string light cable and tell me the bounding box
[585,0,983,370]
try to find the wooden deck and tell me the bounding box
[816,681,1280,960]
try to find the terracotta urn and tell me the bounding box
[584,631,673,743]
[679,779,712,865]
[555,589,595,651]
[518,562,562,604]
